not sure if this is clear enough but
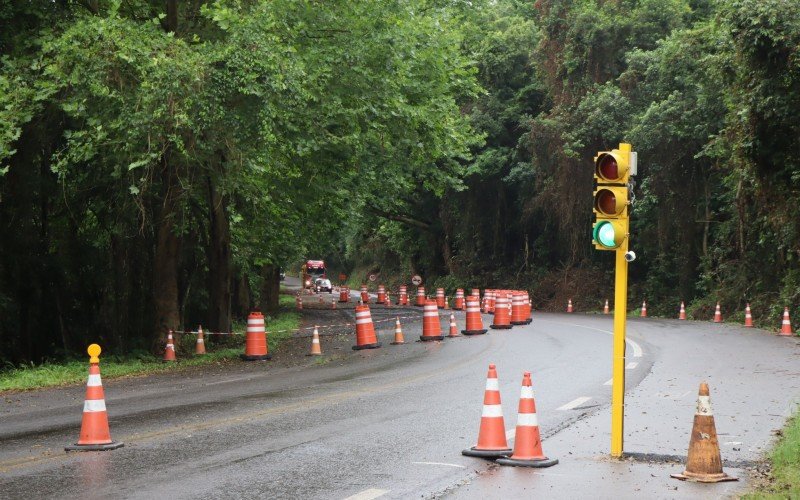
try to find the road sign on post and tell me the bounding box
[592,142,635,459]
[411,275,422,286]
[368,274,377,282]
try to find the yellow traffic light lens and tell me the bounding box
[597,155,618,180]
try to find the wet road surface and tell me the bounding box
[2,304,799,499]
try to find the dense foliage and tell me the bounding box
[2,0,799,364]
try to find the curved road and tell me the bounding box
[2,305,799,499]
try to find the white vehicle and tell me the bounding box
[314,278,332,293]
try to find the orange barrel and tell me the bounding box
[462,297,488,335]
[420,299,444,341]
[398,285,408,305]
[487,290,496,314]
[353,305,381,350]
[454,288,465,310]
[510,293,527,325]
[436,288,446,308]
[491,294,512,329]
[471,288,481,298]
[415,286,426,307]
[339,287,349,303]
[524,293,533,324]
[360,285,370,304]
[242,310,270,360]
[377,284,387,304]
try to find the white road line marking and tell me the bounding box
[505,428,516,440]
[626,362,638,370]
[344,489,389,500]
[604,379,613,386]
[535,319,643,357]
[411,462,466,468]
[558,397,592,411]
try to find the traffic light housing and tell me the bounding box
[593,143,633,250]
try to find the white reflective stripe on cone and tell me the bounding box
[485,379,499,391]
[248,319,265,326]
[247,326,264,332]
[312,338,320,344]
[197,338,204,343]
[87,374,102,387]
[355,319,372,325]
[696,395,713,416]
[83,399,107,413]
[516,412,539,427]
[355,312,371,319]
[481,404,503,417]
[166,344,174,349]
[520,386,534,399]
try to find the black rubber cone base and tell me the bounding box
[419,335,444,341]
[490,324,513,330]
[338,300,349,303]
[352,342,381,350]
[510,321,527,325]
[462,447,512,458]
[496,456,559,468]
[240,353,271,361]
[461,329,487,336]
[65,441,124,452]
[524,319,532,324]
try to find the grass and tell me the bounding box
[0,308,301,393]
[744,416,800,499]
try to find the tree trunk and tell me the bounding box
[206,176,232,333]
[233,270,251,318]
[259,264,280,313]
[152,164,181,351]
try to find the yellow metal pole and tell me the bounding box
[610,207,630,457]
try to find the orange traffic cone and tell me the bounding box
[195,325,206,355]
[242,309,270,360]
[353,304,381,350]
[524,293,533,324]
[390,317,406,345]
[567,299,573,313]
[491,294,512,330]
[671,383,737,483]
[496,372,557,468]
[65,344,124,451]
[679,301,687,320]
[640,301,647,318]
[339,287,349,303]
[398,285,409,305]
[713,302,723,323]
[744,303,753,327]
[415,286,426,307]
[163,330,176,361]
[447,313,460,338]
[420,299,444,341]
[462,297,488,335]
[780,307,793,336]
[307,326,323,356]
[454,289,465,310]
[296,295,303,310]
[462,363,513,458]
[436,288,446,308]
[376,284,387,304]
[331,298,337,310]
[603,299,609,315]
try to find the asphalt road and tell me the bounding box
[2,289,800,499]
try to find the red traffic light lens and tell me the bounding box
[595,189,616,215]
[597,154,618,180]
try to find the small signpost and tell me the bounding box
[368,274,377,282]
[411,275,422,286]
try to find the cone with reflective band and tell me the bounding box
[463,363,512,458]
[567,299,573,313]
[376,285,387,304]
[780,307,793,336]
[679,301,687,320]
[671,383,737,483]
[339,287,349,303]
[444,296,450,310]
[307,326,323,356]
[496,372,557,468]
[385,292,392,308]
[742,303,752,327]
[242,310,270,360]
[296,295,303,310]
[353,304,381,350]
[487,290,496,314]
[462,297,488,335]
[603,299,610,315]
[398,285,408,305]
[510,293,527,325]
[447,313,460,338]
[66,344,123,451]
[524,293,533,324]
[195,325,206,355]
[435,288,446,308]
[360,285,370,304]
[471,288,481,299]
[331,298,337,310]
[713,302,723,323]
[420,299,444,341]
[163,330,176,361]
[454,289,465,310]
[415,286,426,307]
[640,301,647,318]
[391,317,406,345]
[491,294,512,329]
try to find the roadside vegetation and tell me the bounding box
[744,416,800,498]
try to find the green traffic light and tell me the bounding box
[593,221,618,248]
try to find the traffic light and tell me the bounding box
[593,143,634,251]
